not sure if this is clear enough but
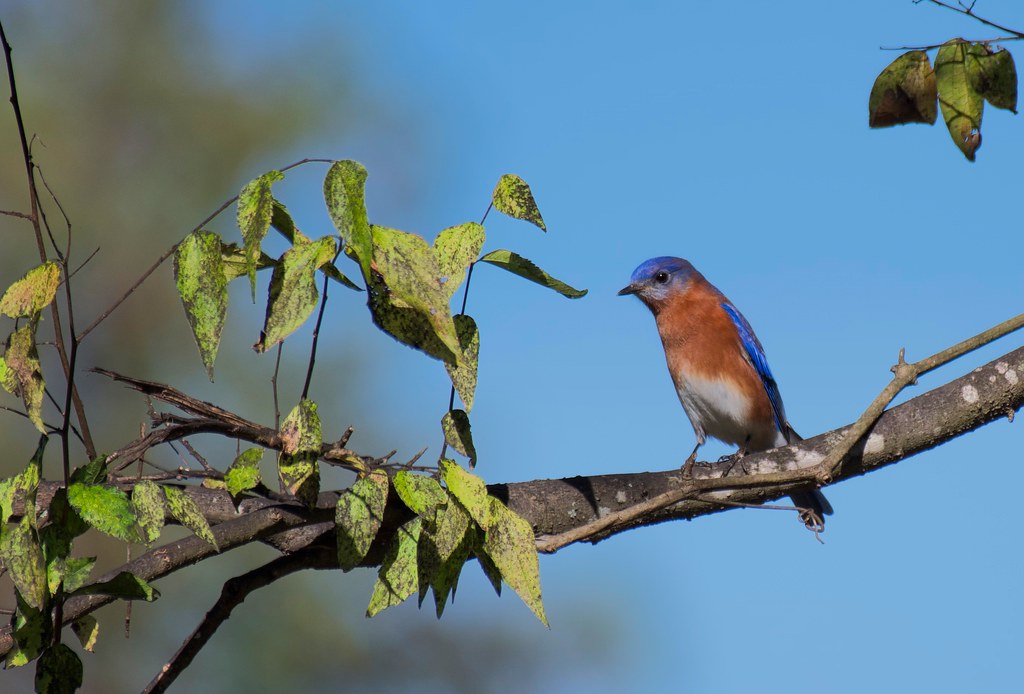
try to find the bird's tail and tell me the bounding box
[783,425,834,528]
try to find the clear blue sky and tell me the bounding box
[24,2,1018,691]
[197,2,1023,692]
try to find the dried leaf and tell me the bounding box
[868,51,937,127]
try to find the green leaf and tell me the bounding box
[237,169,285,300]
[2,437,44,530]
[131,480,166,544]
[445,314,480,413]
[366,516,422,617]
[254,235,337,352]
[3,324,47,432]
[935,40,984,161]
[225,447,263,497]
[0,262,60,318]
[433,222,486,302]
[163,486,218,550]
[473,527,503,597]
[39,489,89,565]
[67,483,139,543]
[423,501,473,617]
[271,203,362,290]
[0,478,14,534]
[46,555,95,596]
[221,241,277,283]
[35,643,83,694]
[6,593,49,668]
[278,400,322,507]
[479,249,587,299]
[319,261,362,291]
[269,198,307,244]
[324,160,373,281]
[70,570,159,601]
[71,615,99,653]
[367,225,462,364]
[868,51,937,128]
[2,517,48,610]
[442,409,477,466]
[69,456,107,486]
[492,174,547,231]
[440,459,491,530]
[482,497,547,626]
[174,230,228,379]
[966,43,1018,113]
[393,471,448,520]
[335,470,389,571]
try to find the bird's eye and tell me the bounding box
[654,271,670,284]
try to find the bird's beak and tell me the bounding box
[618,282,640,296]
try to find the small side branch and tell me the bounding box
[143,546,336,694]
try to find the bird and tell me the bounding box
[618,256,832,529]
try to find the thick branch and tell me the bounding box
[2,344,1020,657]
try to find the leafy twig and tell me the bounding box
[76,157,335,343]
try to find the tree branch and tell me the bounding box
[2,343,1021,658]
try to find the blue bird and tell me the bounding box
[619,256,832,528]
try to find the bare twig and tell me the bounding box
[180,439,214,472]
[143,546,336,694]
[94,368,372,473]
[921,0,1024,38]
[272,342,283,430]
[301,263,334,401]
[815,312,1024,483]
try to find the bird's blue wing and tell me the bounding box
[721,302,786,433]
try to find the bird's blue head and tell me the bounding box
[618,256,698,308]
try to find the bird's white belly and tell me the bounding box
[675,373,753,447]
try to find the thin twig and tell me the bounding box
[440,202,493,459]
[0,209,31,220]
[921,0,1024,38]
[301,254,336,401]
[143,546,336,694]
[180,439,214,472]
[63,246,100,283]
[815,311,1024,483]
[272,342,283,430]
[881,35,1023,50]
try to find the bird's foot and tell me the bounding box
[719,448,747,477]
[681,451,697,478]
